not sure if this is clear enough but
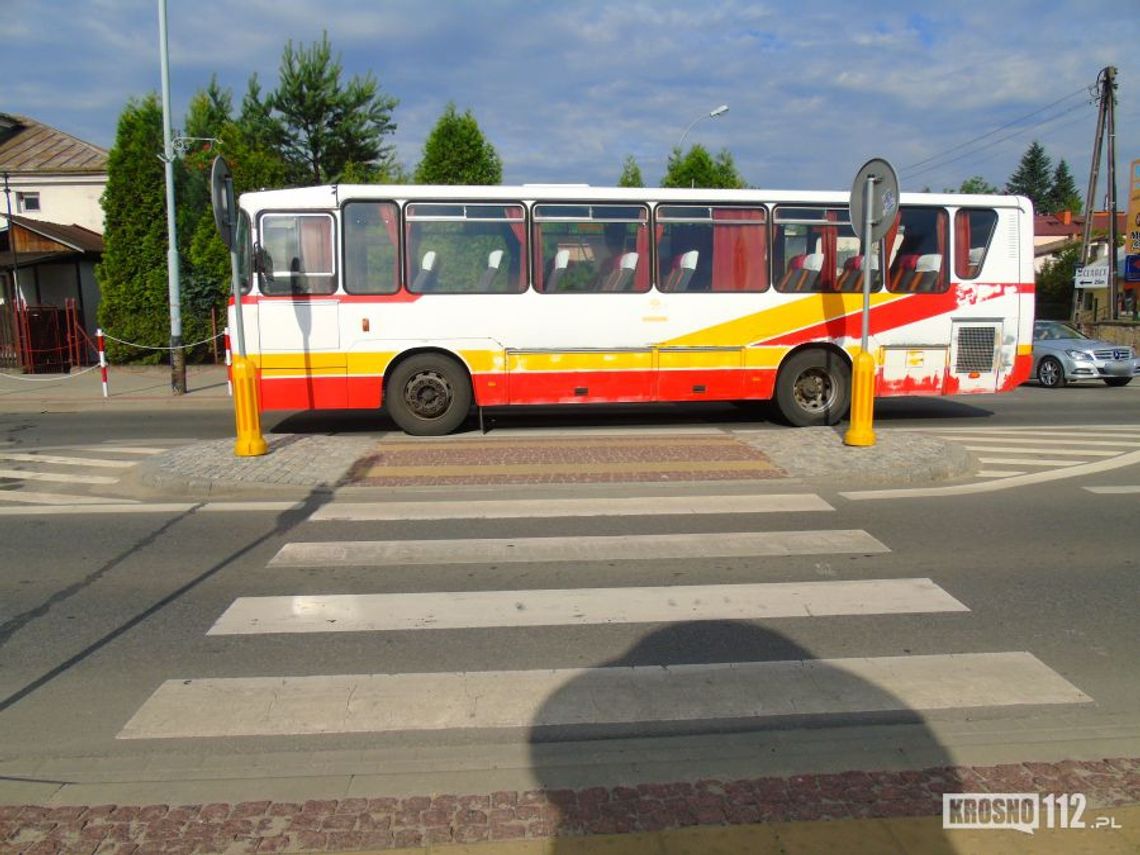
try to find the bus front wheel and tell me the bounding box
[775,349,851,427]
[386,354,473,436]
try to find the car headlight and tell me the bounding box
[1066,350,1093,361]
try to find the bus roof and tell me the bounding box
[239,183,1030,215]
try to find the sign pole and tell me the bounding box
[845,158,899,448]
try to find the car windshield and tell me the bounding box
[1034,321,1089,341]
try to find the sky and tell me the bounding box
[5,0,1139,203]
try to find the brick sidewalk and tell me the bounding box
[5,758,1137,853]
[346,436,785,486]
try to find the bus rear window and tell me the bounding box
[955,209,998,280]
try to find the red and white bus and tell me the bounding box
[227,183,1034,435]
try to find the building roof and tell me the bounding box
[0,113,108,175]
[1,214,104,253]
[1035,210,1127,238]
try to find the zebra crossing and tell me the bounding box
[0,442,176,506]
[118,489,1093,742]
[923,424,1140,479]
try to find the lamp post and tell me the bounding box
[677,104,729,149]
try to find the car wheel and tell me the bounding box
[385,353,473,436]
[1037,356,1066,388]
[1104,377,1132,387]
[775,349,851,427]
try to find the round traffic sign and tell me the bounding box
[849,158,900,242]
[210,156,236,250]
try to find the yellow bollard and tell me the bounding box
[231,355,268,457]
[844,349,877,447]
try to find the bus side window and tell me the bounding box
[343,201,399,294]
[259,213,337,296]
[886,208,948,293]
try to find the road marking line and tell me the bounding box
[1083,485,1140,494]
[0,452,136,468]
[208,578,966,635]
[926,425,1140,435]
[311,493,833,521]
[975,457,1090,467]
[70,445,170,455]
[117,652,1091,739]
[0,501,301,516]
[0,468,119,485]
[269,529,890,567]
[842,448,1140,500]
[963,446,1117,457]
[934,435,1140,448]
[974,470,1026,478]
[0,490,136,505]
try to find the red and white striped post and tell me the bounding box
[96,328,109,398]
[223,326,233,396]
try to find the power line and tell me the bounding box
[900,85,1092,173]
[901,100,1092,181]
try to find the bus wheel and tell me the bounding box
[386,354,473,436]
[775,349,851,427]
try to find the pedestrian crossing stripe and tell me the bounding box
[207,578,967,635]
[310,493,833,521]
[269,529,889,567]
[117,652,1091,739]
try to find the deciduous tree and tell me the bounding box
[618,155,644,188]
[661,145,747,189]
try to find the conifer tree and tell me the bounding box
[95,95,172,362]
[618,155,644,187]
[1047,159,1082,215]
[414,103,502,185]
[1005,141,1054,212]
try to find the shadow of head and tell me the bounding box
[525,620,960,845]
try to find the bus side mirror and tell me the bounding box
[255,244,275,287]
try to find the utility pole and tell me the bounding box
[158,0,186,393]
[1075,66,1118,322]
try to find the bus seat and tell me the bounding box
[797,253,824,291]
[912,253,942,291]
[837,254,880,291]
[778,254,807,290]
[604,251,639,291]
[544,249,570,292]
[967,246,985,278]
[477,249,504,290]
[891,253,919,291]
[664,250,699,291]
[412,250,439,291]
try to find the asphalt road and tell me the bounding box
[1,386,1138,804]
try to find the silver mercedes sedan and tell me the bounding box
[1032,320,1139,388]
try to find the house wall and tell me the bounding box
[5,173,107,232]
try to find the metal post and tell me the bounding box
[1105,67,1118,320]
[158,0,185,393]
[861,175,874,352]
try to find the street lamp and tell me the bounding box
[677,104,729,148]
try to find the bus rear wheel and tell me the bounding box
[775,349,851,427]
[386,353,472,436]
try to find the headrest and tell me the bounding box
[802,253,824,271]
[916,253,942,272]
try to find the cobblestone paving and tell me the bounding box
[347,436,786,486]
[4,758,1137,853]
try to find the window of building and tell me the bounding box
[259,213,337,296]
[954,208,998,280]
[16,192,40,213]
[343,201,399,294]
[656,206,768,292]
[405,203,526,293]
[533,204,649,293]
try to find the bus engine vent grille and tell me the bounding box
[954,326,997,373]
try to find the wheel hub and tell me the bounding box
[404,371,452,418]
[794,368,833,412]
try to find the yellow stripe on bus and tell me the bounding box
[662,292,901,348]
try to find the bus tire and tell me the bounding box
[775,349,851,427]
[385,353,473,436]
